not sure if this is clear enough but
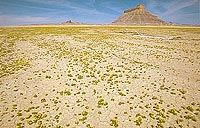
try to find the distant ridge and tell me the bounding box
[112,4,169,25]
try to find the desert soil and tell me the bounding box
[0,25,200,128]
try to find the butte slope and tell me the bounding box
[113,4,168,25]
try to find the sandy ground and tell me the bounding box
[0,25,200,128]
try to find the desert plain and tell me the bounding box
[0,25,200,128]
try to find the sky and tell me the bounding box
[0,0,199,25]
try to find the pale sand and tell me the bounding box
[0,26,199,128]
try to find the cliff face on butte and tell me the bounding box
[113,4,168,25]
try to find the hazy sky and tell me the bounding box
[0,0,199,25]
